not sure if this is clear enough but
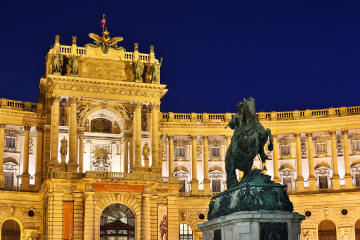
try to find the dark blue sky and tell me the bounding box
[1,1,359,113]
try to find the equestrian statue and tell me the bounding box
[225,97,273,189]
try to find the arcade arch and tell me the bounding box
[1,219,21,240]
[318,220,336,240]
[355,219,360,240]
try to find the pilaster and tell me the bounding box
[295,132,304,191]
[306,132,316,191]
[330,130,340,190]
[50,96,60,169]
[191,135,199,193]
[21,125,31,188]
[67,97,78,172]
[83,192,95,239]
[133,102,143,170]
[78,129,84,173]
[342,129,353,189]
[0,123,5,187]
[35,126,44,188]
[141,194,151,240]
[167,195,179,240]
[203,136,210,194]
[151,103,161,173]
[168,135,174,177]
[124,140,129,173]
[272,134,280,183]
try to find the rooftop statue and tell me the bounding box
[225,97,273,189]
[207,98,293,220]
[87,14,124,54]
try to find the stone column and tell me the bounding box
[225,135,231,149]
[295,132,304,191]
[67,97,78,172]
[342,129,353,188]
[203,136,210,194]
[0,124,5,187]
[134,102,142,169]
[331,130,340,189]
[83,192,95,239]
[272,134,280,183]
[141,194,151,240]
[191,135,198,193]
[168,135,174,177]
[35,126,43,188]
[50,97,60,167]
[129,140,134,172]
[159,135,163,175]
[124,140,129,173]
[167,195,179,239]
[151,103,160,172]
[21,126,31,188]
[78,129,84,173]
[306,132,316,190]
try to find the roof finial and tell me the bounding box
[101,14,106,32]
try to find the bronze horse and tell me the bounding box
[225,98,273,189]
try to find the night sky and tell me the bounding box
[1,1,360,113]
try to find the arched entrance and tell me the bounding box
[355,219,360,240]
[318,220,336,240]
[100,203,135,240]
[1,219,20,240]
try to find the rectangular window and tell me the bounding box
[4,172,13,187]
[212,148,220,157]
[212,179,221,192]
[179,179,186,192]
[176,147,185,157]
[283,177,292,191]
[319,176,328,189]
[353,141,360,152]
[356,175,360,187]
[5,137,15,148]
[316,143,326,154]
[280,145,290,156]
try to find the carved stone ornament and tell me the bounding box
[113,104,133,121]
[91,145,111,172]
[77,102,97,122]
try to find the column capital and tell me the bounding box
[294,132,301,137]
[330,129,337,135]
[24,126,31,131]
[272,133,278,138]
[50,95,61,104]
[134,101,143,108]
[167,135,174,140]
[36,126,44,132]
[68,96,78,104]
[305,132,313,138]
[190,135,197,141]
[151,103,160,110]
[202,135,209,141]
[0,123,5,129]
[341,129,349,135]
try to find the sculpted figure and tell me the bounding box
[159,215,168,240]
[148,58,162,83]
[51,53,63,74]
[132,60,144,82]
[60,137,68,156]
[142,143,150,162]
[225,98,273,188]
[68,56,79,75]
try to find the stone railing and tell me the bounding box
[49,171,177,183]
[161,105,360,123]
[0,98,42,113]
[57,44,150,63]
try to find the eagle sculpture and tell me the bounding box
[87,29,124,54]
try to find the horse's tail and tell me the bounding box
[266,128,273,151]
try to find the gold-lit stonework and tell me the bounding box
[0,22,360,240]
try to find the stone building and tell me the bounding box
[0,29,360,240]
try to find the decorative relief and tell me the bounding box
[91,145,111,172]
[81,59,127,80]
[337,134,344,156]
[113,104,133,121]
[77,102,97,122]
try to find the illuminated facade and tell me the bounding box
[0,28,360,240]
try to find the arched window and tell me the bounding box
[355,219,360,240]
[351,161,360,187]
[91,118,112,133]
[279,164,295,192]
[315,163,331,189]
[318,220,336,240]
[179,223,192,240]
[100,204,135,240]
[1,219,20,240]
[209,168,225,192]
[174,167,190,193]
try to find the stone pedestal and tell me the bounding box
[198,210,305,240]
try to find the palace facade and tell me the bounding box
[0,29,360,240]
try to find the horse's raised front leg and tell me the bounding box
[225,150,238,189]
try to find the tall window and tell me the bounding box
[179,223,192,240]
[176,147,185,157]
[212,179,221,192]
[316,142,327,155]
[283,177,292,191]
[4,172,13,187]
[211,148,220,157]
[280,145,290,157]
[355,174,360,187]
[91,118,112,133]
[179,179,186,192]
[5,137,15,148]
[353,140,360,152]
[319,176,328,189]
